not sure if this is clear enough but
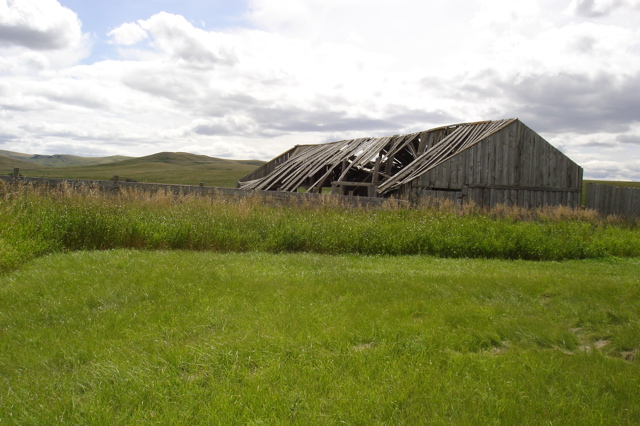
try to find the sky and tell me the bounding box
[1,0,639,180]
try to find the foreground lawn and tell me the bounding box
[1,251,638,423]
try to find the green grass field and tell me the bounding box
[1,251,639,424]
[1,183,639,423]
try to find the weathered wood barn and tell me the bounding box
[238,118,583,208]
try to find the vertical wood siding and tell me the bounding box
[408,120,583,208]
[586,183,640,217]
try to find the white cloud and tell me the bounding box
[1,0,639,179]
[109,13,237,67]
[579,158,640,180]
[569,0,634,17]
[0,49,49,74]
[188,116,264,137]
[0,0,90,69]
[107,21,148,46]
[0,0,83,50]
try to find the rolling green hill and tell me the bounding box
[0,150,131,168]
[0,150,32,162]
[3,151,265,188]
[0,154,46,171]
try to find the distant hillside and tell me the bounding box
[31,154,132,168]
[7,151,265,188]
[114,152,261,167]
[0,150,131,168]
[583,180,640,189]
[0,151,32,162]
[0,154,47,172]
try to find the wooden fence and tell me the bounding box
[585,183,640,218]
[3,172,639,217]
[0,174,399,209]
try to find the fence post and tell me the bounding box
[13,168,19,179]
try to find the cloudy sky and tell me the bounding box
[1,0,639,180]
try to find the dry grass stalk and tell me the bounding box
[3,180,638,226]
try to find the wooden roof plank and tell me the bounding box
[278,142,351,190]
[378,124,481,192]
[242,119,519,195]
[378,119,517,193]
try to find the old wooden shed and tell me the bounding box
[238,118,583,208]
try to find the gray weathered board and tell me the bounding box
[586,183,640,217]
[0,175,398,209]
[238,119,584,209]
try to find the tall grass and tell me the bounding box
[1,182,639,273]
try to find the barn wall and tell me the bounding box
[406,120,583,208]
[404,187,582,209]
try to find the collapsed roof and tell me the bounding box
[238,118,516,197]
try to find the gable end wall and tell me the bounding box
[405,120,583,208]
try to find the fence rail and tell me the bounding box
[585,183,640,218]
[3,173,639,217]
[0,175,398,209]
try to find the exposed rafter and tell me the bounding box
[238,119,516,196]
